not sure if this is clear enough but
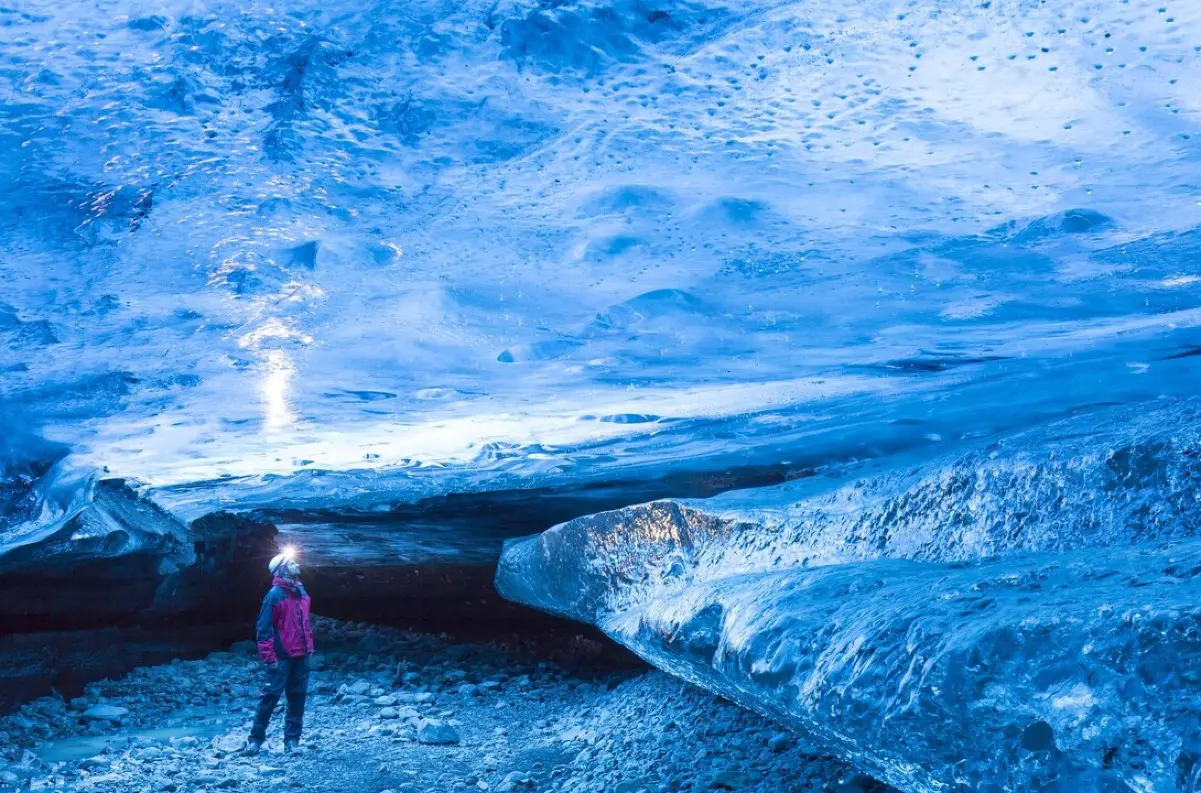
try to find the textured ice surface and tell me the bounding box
[497,400,1201,790]
[0,429,192,574]
[3,0,1201,527]
[3,0,1201,782]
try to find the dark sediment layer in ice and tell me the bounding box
[497,399,1201,791]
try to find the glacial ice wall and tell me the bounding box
[497,399,1201,791]
[611,542,1201,793]
[497,400,1201,621]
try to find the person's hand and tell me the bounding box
[266,661,278,671]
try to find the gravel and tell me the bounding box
[0,616,889,793]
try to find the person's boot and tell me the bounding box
[243,738,263,756]
[284,738,299,754]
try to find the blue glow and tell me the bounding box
[1,0,1198,508]
[2,1,1201,786]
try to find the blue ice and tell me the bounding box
[498,401,1201,790]
[2,0,1201,788]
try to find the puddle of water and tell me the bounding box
[36,705,239,763]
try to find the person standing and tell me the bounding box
[245,548,314,754]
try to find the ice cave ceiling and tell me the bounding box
[2,0,1201,565]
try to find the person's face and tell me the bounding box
[281,560,301,579]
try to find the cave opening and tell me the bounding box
[0,502,648,715]
[1,491,891,793]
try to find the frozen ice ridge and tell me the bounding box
[0,434,192,576]
[498,399,1201,791]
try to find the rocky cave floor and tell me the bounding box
[0,616,891,793]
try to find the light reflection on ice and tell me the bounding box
[260,350,296,432]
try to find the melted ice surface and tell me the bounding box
[496,400,1201,790]
[2,0,1201,506]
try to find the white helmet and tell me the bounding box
[269,545,301,578]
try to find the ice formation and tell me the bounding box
[2,0,1201,785]
[497,401,1201,791]
[0,446,192,577]
[3,0,1201,528]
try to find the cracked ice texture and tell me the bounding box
[2,0,1201,521]
[497,401,1201,791]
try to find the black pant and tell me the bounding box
[250,655,310,742]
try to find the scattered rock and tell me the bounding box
[133,745,164,761]
[709,767,747,790]
[0,616,883,793]
[417,720,460,746]
[498,771,532,791]
[80,705,130,723]
[768,732,793,753]
[211,733,246,754]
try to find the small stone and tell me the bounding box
[380,707,399,719]
[133,746,164,761]
[417,720,460,746]
[498,772,533,792]
[81,705,129,723]
[767,732,792,753]
[709,768,746,790]
[211,733,246,754]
